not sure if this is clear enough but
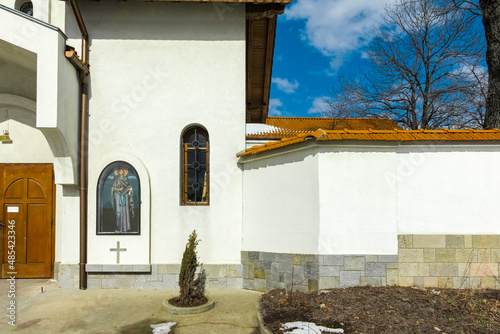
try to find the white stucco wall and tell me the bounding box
[0,0,50,22]
[0,1,14,8]
[0,5,80,185]
[318,147,398,255]
[0,57,36,101]
[0,118,53,160]
[0,99,52,163]
[55,184,80,264]
[396,145,500,234]
[242,149,320,254]
[241,142,500,256]
[76,2,246,265]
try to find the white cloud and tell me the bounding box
[269,99,283,116]
[285,0,394,69]
[272,77,299,94]
[453,64,488,82]
[308,96,331,114]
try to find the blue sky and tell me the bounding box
[270,0,395,117]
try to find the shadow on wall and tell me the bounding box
[241,147,319,170]
[64,2,245,41]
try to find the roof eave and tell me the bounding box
[245,3,288,123]
[238,138,500,161]
[238,140,404,163]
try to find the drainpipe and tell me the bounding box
[67,0,89,290]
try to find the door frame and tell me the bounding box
[0,163,56,278]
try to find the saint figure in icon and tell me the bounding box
[111,167,134,232]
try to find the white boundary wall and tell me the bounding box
[318,147,398,255]
[396,146,500,234]
[242,149,320,254]
[242,143,500,256]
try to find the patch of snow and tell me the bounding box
[150,322,176,334]
[246,123,284,135]
[281,321,344,334]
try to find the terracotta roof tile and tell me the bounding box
[238,128,500,157]
[247,117,402,139]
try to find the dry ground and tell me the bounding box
[260,286,500,333]
[0,279,262,334]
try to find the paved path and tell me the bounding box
[0,279,262,333]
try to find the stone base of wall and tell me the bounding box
[54,263,80,288]
[242,235,500,292]
[54,263,243,289]
[398,235,500,289]
[55,235,499,290]
[241,252,318,292]
[241,251,398,292]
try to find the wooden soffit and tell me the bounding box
[246,3,288,123]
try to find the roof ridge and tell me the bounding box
[251,128,499,136]
[343,129,371,134]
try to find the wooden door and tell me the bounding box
[0,164,54,278]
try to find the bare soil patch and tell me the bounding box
[260,286,500,333]
[168,295,208,307]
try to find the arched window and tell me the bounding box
[97,161,140,235]
[18,2,33,16]
[181,126,209,205]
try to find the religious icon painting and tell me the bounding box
[97,161,140,235]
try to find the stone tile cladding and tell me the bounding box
[242,235,500,292]
[54,263,243,289]
[241,251,398,292]
[54,235,499,290]
[398,235,500,289]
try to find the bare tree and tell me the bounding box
[451,0,500,129]
[454,61,488,127]
[479,0,500,129]
[326,0,485,130]
[452,0,482,16]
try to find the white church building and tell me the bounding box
[1,0,499,292]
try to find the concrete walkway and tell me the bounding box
[0,279,263,334]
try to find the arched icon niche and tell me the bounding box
[97,161,141,235]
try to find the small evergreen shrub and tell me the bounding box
[177,230,207,306]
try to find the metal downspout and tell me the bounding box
[68,0,89,290]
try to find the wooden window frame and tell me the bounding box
[181,126,209,206]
